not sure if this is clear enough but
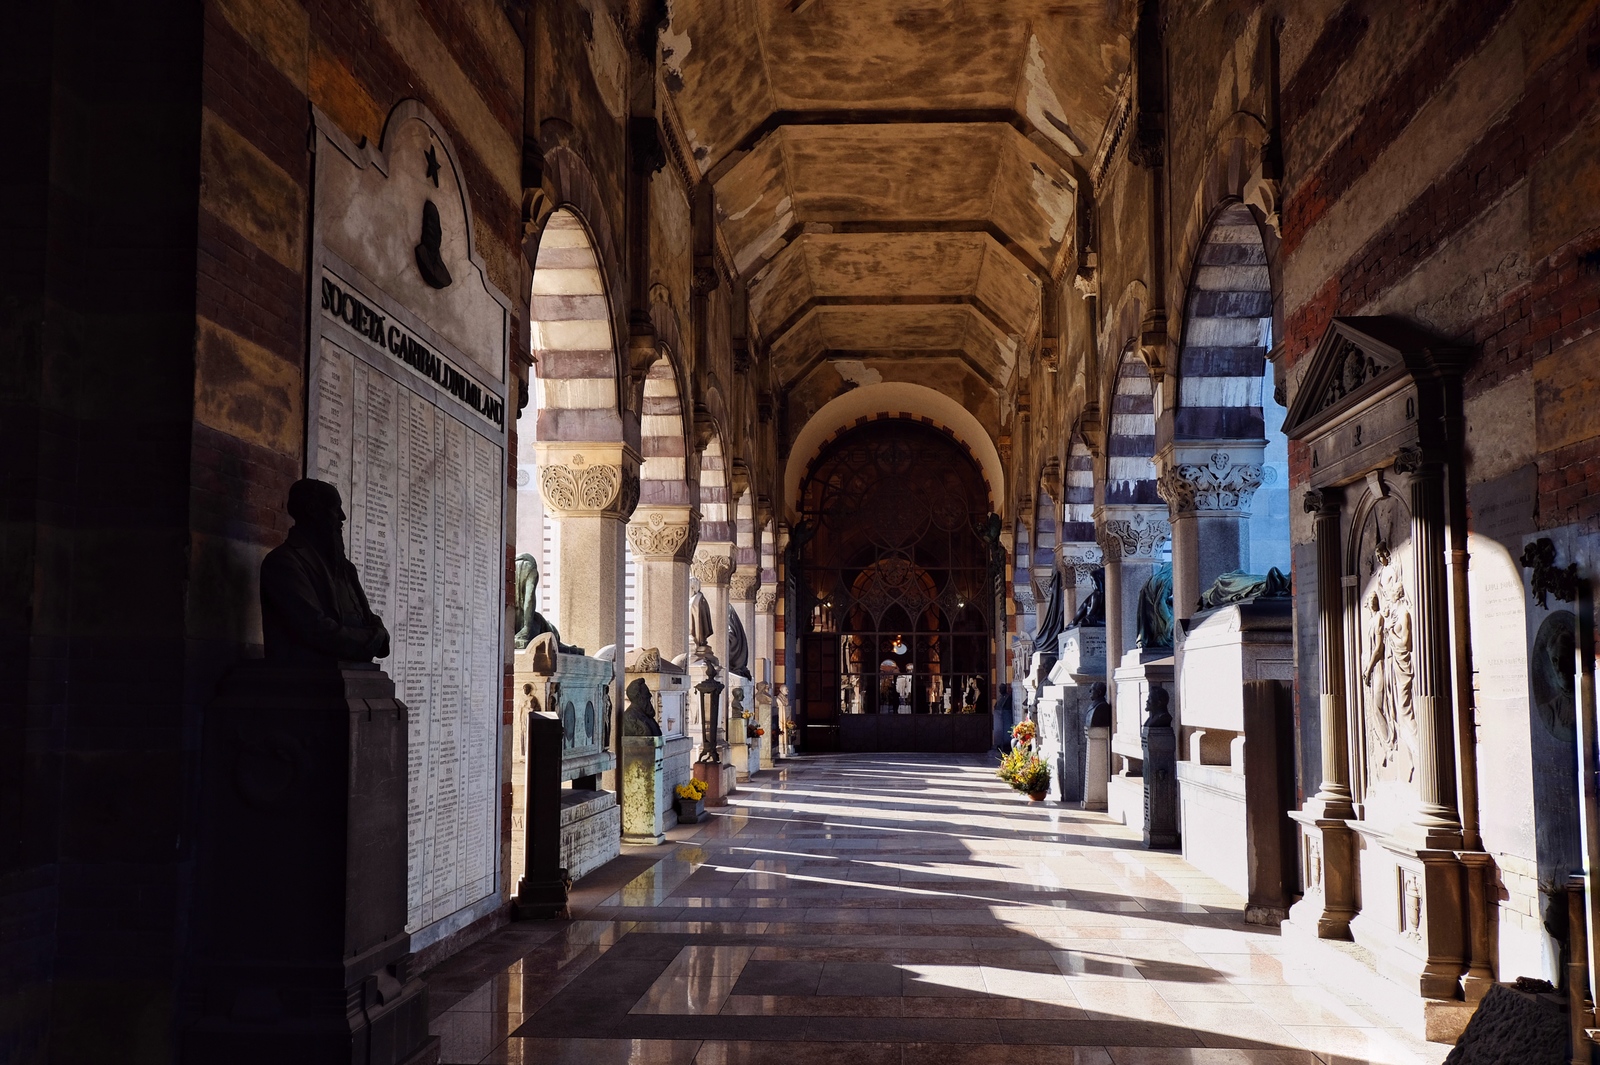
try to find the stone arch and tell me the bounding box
[528,208,622,445]
[1104,349,1160,507]
[782,382,1005,523]
[1173,201,1273,443]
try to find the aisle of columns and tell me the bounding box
[423,756,1450,1065]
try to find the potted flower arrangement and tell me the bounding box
[997,747,1051,802]
[782,720,800,757]
[674,778,708,824]
[1010,718,1037,748]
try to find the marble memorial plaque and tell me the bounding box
[309,104,513,945]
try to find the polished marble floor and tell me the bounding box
[423,754,1451,1064]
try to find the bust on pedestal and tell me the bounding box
[185,480,436,1065]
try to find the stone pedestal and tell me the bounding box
[1083,722,1111,811]
[692,760,735,807]
[516,643,619,881]
[728,713,752,781]
[1110,651,1174,835]
[622,736,667,845]
[1286,811,1358,938]
[626,662,693,820]
[1175,602,1294,903]
[1350,828,1468,1002]
[186,662,436,1065]
[1141,706,1179,849]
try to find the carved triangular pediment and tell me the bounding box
[1283,317,1469,441]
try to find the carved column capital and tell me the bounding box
[754,589,778,613]
[626,507,695,561]
[690,550,733,587]
[729,572,760,602]
[1096,512,1171,562]
[535,446,640,519]
[1156,451,1266,515]
[1060,544,1103,583]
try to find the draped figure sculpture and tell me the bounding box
[688,578,715,658]
[726,604,751,679]
[1362,544,1416,779]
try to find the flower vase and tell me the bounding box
[675,797,705,824]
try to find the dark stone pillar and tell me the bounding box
[186,662,436,1065]
[1141,685,1178,848]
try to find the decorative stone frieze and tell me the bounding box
[729,573,760,602]
[691,552,733,587]
[1096,513,1171,561]
[1156,451,1264,514]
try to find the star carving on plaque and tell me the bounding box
[424,145,441,187]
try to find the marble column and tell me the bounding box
[1157,446,1265,624]
[535,443,638,660]
[626,505,697,663]
[1096,508,1171,727]
[1287,486,1357,939]
[755,588,778,768]
[1395,450,1464,849]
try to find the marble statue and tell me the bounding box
[726,604,751,678]
[1070,567,1106,626]
[1134,562,1175,650]
[730,683,746,716]
[1362,544,1415,778]
[688,578,714,655]
[622,677,663,737]
[260,479,391,665]
[513,553,583,654]
[1196,567,1292,611]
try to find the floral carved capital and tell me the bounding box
[755,590,778,613]
[1096,514,1171,562]
[539,456,637,517]
[690,552,733,587]
[729,573,760,602]
[626,512,693,560]
[1157,452,1265,514]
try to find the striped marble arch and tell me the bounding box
[1105,352,1160,506]
[530,209,621,444]
[1174,202,1272,444]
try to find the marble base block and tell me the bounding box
[622,736,667,845]
[559,789,620,880]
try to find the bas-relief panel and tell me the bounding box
[1350,490,1419,831]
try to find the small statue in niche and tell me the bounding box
[1134,562,1175,651]
[688,578,715,657]
[513,554,583,654]
[260,479,391,665]
[1195,567,1293,611]
[726,605,751,679]
[1361,543,1416,778]
[622,678,662,737]
[1070,567,1106,626]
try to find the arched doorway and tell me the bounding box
[795,419,995,753]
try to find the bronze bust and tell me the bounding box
[260,479,390,665]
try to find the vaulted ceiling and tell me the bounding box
[659,1,1135,417]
